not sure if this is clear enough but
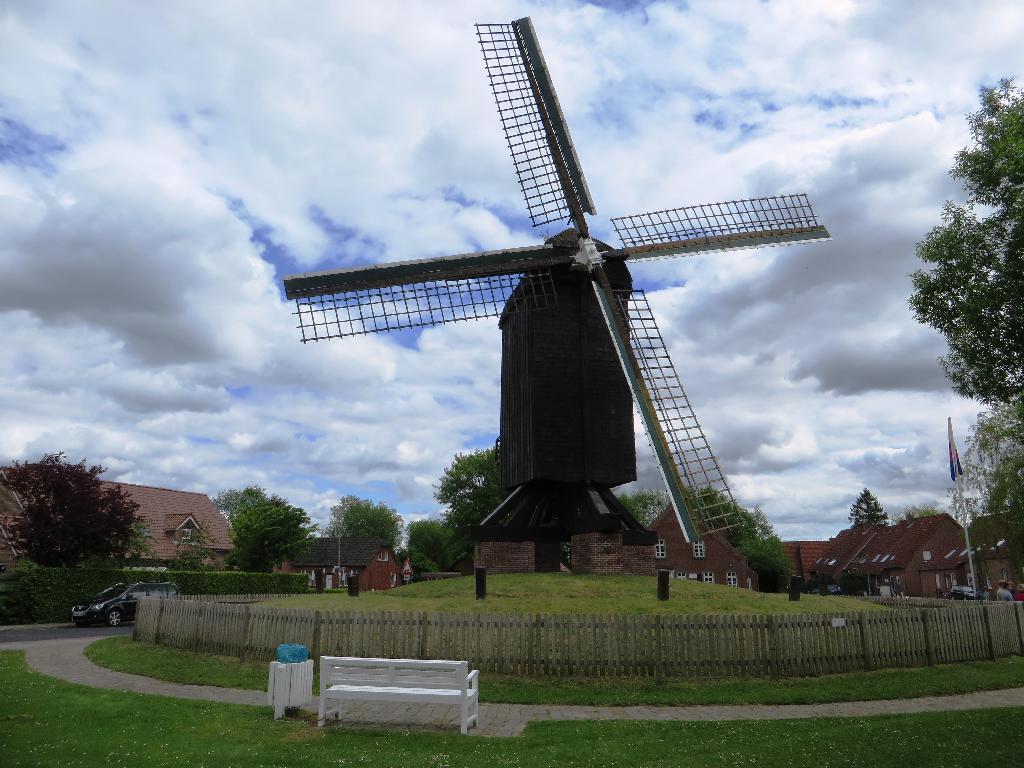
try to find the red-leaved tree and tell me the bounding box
[3,453,140,566]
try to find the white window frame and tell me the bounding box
[655,539,666,559]
[378,550,388,562]
[726,571,738,587]
[693,540,706,559]
[702,571,714,583]
[922,550,931,561]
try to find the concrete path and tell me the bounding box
[5,634,1024,737]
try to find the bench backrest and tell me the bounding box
[321,656,468,691]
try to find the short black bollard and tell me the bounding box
[347,572,360,597]
[475,566,487,600]
[789,575,802,601]
[314,570,325,594]
[657,569,670,601]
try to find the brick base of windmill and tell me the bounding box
[474,532,655,576]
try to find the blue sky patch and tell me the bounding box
[0,115,66,173]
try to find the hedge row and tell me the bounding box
[3,566,308,624]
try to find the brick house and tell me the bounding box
[0,475,22,571]
[648,508,759,590]
[103,482,232,567]
[782,540,828,582]
[0,476,231,568]
[281,537,400,591]
[807,514,968,597]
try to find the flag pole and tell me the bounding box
[948,417,979,592]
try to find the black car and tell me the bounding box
[71,581,180,627]
[946,584,987,600]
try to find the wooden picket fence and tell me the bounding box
[134,599,1024,679]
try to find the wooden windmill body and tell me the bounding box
[283,17,831,573]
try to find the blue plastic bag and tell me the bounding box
[276,643,309,663]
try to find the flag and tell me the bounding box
[947,417,964,482]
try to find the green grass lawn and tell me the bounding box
[86,636,1024,706]
[2,649,1022,768]
[261,573,883,615]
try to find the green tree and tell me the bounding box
[227,497,317,572]
[849,488,888,528]
[435,447,505,558]
[616,488,669,526]
[213,486,274,524]
[896,504,944,522]
[2,453,139,567]
[726,504,791,592]
[910,79,1024,403]
[405,519,460,573]
[171,523,215,571]
[324,495,403,551]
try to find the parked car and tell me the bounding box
[946,585,987,600]
[71,581,180,627]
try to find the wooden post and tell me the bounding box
[1015,602,1024,656]
[311,610,322,660]
[789,575,802,601]
[348,572,360,597]
[475,567,487,600]
[921,609,935,666]
[655,614,664,683]
[239,604,251,662]
[767,615,779,679]
[153,599,166,645]
[859,614,873,671]
[982,605,997,660]
[657,569,670,601]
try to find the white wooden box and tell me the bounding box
[267,659,314,719]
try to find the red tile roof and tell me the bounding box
[101,481,232,559]
[783,540,828,577]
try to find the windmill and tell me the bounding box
[283,17,830,572]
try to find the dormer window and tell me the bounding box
[922,550,931,561]
[378,550,388,561]
[181,526,193,541]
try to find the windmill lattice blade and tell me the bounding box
[293,270,556,342]
[612,194,829,260]
[476,19,594,228]
[617,288,741,534]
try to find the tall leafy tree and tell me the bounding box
[849,488,888,528]
[1,453,139,567]
[227,497,317,572]
[435,447,505,558]
[616,488,670,526]
[405,519,460,573]
[725,503,791,592]
[324,495,403,551]
[910,79,1024,403]
[896,504,944,521]
[213,485,274,523]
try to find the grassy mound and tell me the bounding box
[261,573,885,615]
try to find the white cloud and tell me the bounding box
[1,1,1019,537]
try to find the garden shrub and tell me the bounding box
[5,563,307,623]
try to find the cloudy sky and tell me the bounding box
[1,0,1020,540]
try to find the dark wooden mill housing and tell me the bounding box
[282,17,830,575]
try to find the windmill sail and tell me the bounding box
[477,18,595,228]
[284,243,571,341]
[611,194,829,261]
[617,289,739,538]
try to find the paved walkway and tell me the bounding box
[5,635,1024,737]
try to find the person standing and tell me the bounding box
[996,581,1015,602]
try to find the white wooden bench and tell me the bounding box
[318,656,479,733]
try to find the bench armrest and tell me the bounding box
[467,669,479,692]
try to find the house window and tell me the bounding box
[693,540,706,559]
[655,539,666,559]
[378,551,388,561]
[726,571,738,587]
[1002,568,1008,581]
[922,550,931,561]
[702,571,714,583]
[935,574,942,590]
[180,527,192,541]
